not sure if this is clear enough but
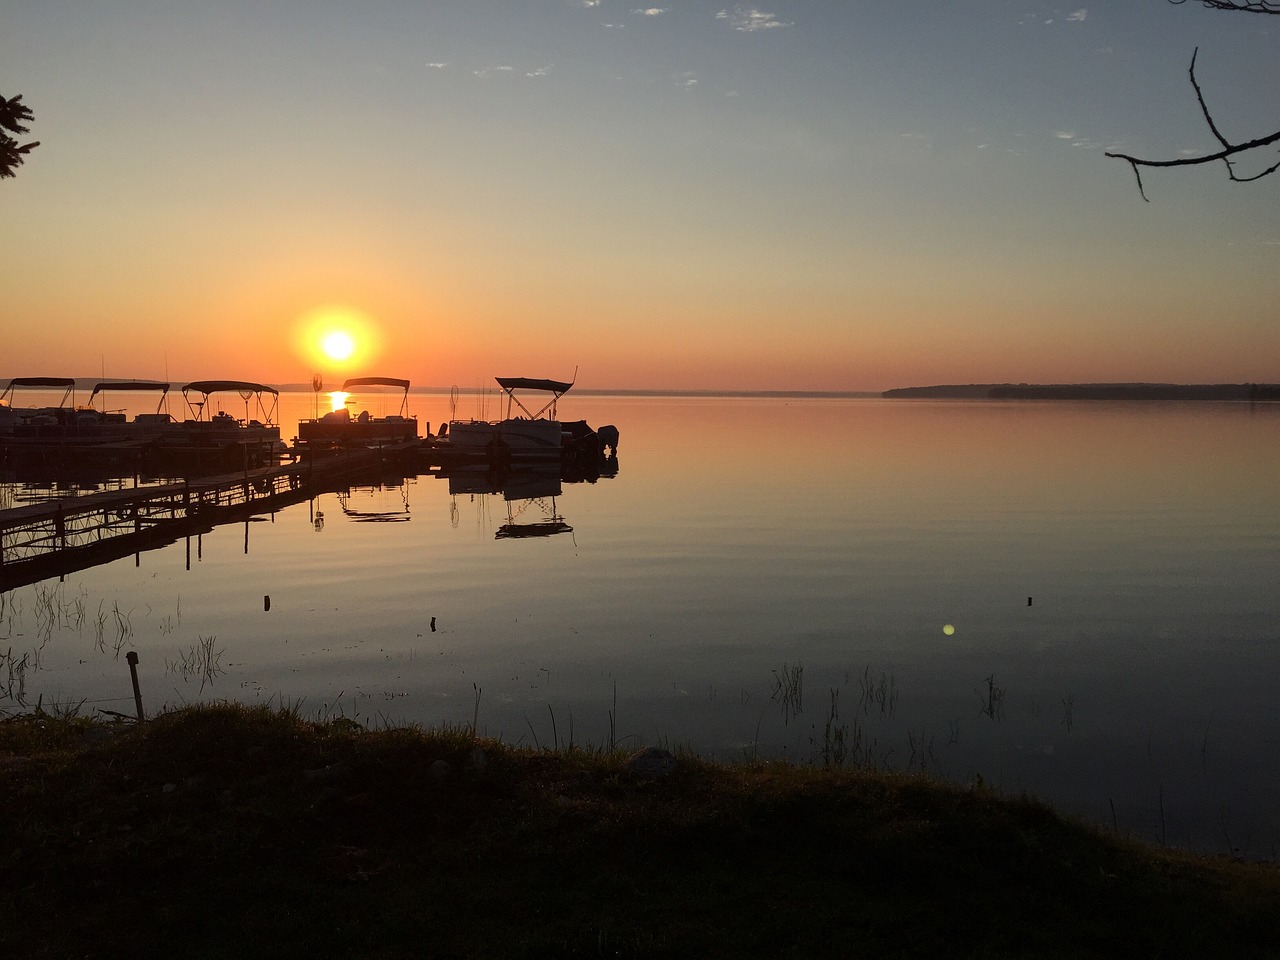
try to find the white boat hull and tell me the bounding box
[446,418,564,460]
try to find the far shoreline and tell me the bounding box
[880,382,1280,401]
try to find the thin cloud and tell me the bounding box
[716,8,792,32]
[635,7,667,15]
[473,65,515,78]
[1066,9,1087,22]
[1054,130,1105,150]
[425,62,448,70]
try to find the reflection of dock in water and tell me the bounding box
[0,449,408,590]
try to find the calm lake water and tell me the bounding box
[3,392,1279,858]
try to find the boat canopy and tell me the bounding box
[88,380,171,414]
[182,380,280,397]
[180,380,279,423]
[1,377,76,407]
[342,377,410,392]
[339,377,411,418]
[89,380,170,395]
[4,377,77,389]
[496,377,574,395]
[496,374,575,420]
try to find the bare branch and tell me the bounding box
[1170,0,1280,13]
[1105,50,1280,198]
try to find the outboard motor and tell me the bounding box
[597,424,619,459]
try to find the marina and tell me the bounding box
[1,375,621,590]
[4,373,617,472]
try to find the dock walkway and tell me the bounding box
[0,448,403,590]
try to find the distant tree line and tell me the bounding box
[882,384,1280,400]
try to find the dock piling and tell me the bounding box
[126,651,145,721]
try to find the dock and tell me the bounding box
[0,447,417,591]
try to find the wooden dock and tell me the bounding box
[0,447,413,591]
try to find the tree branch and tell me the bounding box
[1105,49,1280,200]
[1,93,40,179]
[1170,0,1280,13]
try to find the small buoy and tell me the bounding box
[430,616,437,632]
[264,595,271,612]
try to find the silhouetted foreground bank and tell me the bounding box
[883,383,1280,401]
[3,706,1278,959]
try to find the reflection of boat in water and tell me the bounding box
[336,480,413,522]
[297,377,420,450]
[496,513,573,539]
[444,463,591,540]
[442,376,617,466]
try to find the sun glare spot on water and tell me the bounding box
[327,391,350,413]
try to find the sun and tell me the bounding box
[294,305,382,371]
[321,331,355,362]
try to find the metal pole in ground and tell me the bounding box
[126,651,145,721]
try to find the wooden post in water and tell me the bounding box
[126,651,145,721]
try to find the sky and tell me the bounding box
[2,1,1278,392]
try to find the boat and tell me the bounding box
[0,377,78,437]
[0,379,175,441]
[154,380,285,468]
[0,379,177,482]
[84,381,175,436]
[443,375,612,465]
[296,377,420,449]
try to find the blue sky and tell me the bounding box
[2,2,1278,390]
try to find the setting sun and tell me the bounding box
[293,305,382,372]
[321,331,355,362]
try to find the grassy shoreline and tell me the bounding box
[3,704,1278,959]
